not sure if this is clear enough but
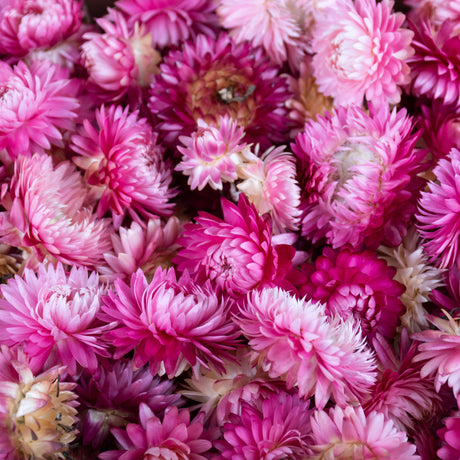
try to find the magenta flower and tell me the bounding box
[148,33,291,149]
[0,262,113,376]
[300,247,405,342]
[0,60,80,162]
[292,103,426,249]
[71,104,175,224]
[99,403,212,460]
[311,0,413,106]
[237,287,377,408]
[174,195,295,298]
[438,413,460,460]
[101,267,240,378]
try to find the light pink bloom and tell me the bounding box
[0,0,82,57]
[406,0,460,34]
[99,403,212,460]
[292,104,426,249]
[114,0,218,48]
[101,267,240,378]
[311,0,413,106]
[237,287,377,408]
[174,195,295,298]
[417,148,460,269]
[438,412,460,460]
[0,60,80,162]
[0,262,113,376]
[309,405,420,459]
[0,154,112,269]
[71,105,175,224]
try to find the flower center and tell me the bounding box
[333,140,376,185]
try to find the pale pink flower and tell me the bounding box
[237,287,377,408]
[0,154,112,269]
[438,412,460,460]
[308,405,420,459]
[0,262,113,376]
[406,0,460,33]
[0,60,80,162]
[292,104,426,249]
[176,115,248,191]
[0,0,82,57]
[114,0,219,48]
[71,104,175,224]
[236,145,302,233]
[101,267,240,378]
[99,403,212,460]
[311,0,413,106]
[174,195,295,298]
[214,392,312,459]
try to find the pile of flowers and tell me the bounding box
[1,0,460,457]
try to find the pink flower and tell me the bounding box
[71,105,175,224]
[299,247,405,342]
[0,60,80,162]
[0,262,113,376]
[114,0,219,48]
[173,195,295,298]
[417,148,460,268]
[311,0,413,106]
[176,115,248,191]
[0,154,112,269]
[438,413,460,460]
[236,287,377,408]
[101,267,240,378]
[0,0,82,57]
[214,392,312,459]
[308,405,420,459]
[292,104,426,249]
[99,403,212,460]
[148,33,292,150]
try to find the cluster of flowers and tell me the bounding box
[2,0,460,458]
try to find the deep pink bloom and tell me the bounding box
[101,267,240,378]
[438,413,460,460]
[300,247,405,342]
[174,195,295,298]
[0,262,113,376]
[0,60,80,162]
[148,33,292,149]
[99,403,212,460]
[311,0,413,106]
[292,104,426,249]
[237,287,377,408]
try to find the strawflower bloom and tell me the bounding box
[308,405,420,459]
[149,33,292,149]
[405,0,460,33]
[0,60,80,162]
[0,262,113,376]
[71,104,175,224]
[174,195,295,298]
[0,153,112,269]
[101,267,240,378]
[437,412,460,460]
[99,403,211,460]
[0,346,79,459]
[311,0,413,106]
[292,103,426,249]
[237,287,377,408]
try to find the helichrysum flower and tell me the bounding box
[71,104,175,224]
[437,412,460,460]
[311,0,413,107]
[99,403,212,460]
[0,262,113,376]
[0,346,79,459]
[0,59,80,162]
[300,247,405,342]
[101,267,240,378]
[417,147,460,269]
[308,405,420,459]
[292,103,426,249]
[0,153,112,269]
[174,195,295,298]
[214,392,312,459]
[236,287,377,408]
[148,33,291,149]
